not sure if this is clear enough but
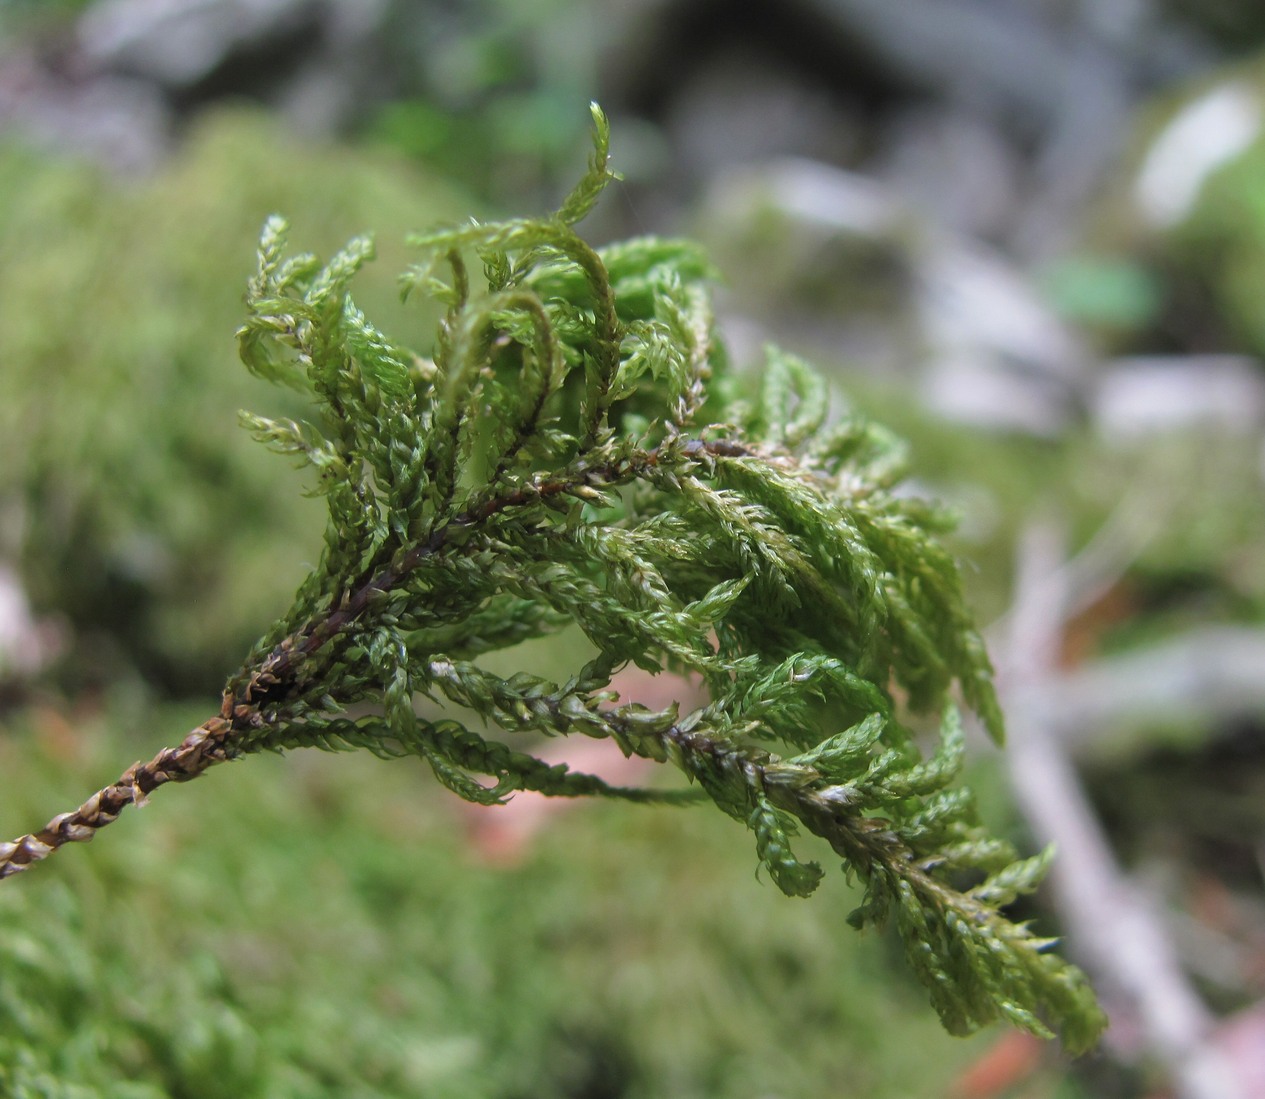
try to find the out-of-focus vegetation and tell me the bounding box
[0,108,472,695]
[368,0,605,207]
[0,701,1005,1099]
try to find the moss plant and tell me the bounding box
[0,107,1105,1052]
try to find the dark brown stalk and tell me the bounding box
[0,438,753,882]
[0,712,235,878]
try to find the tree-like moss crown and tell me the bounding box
[4,105,1106,1053]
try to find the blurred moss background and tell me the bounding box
[0,109,478,696]
[0,700,1008,1099]
[3,0,1265,1096]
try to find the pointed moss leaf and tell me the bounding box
[787,713,886,781]
[750,795,825,898]
[556,102,619,227]
[249,214,290,296]
[971,846,1056,908]
[343,301,413,401]
[880,705,966,798]
[760,346,829,448]
[307,233,375,309]
[237,412,346,482]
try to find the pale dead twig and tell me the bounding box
[998,520,1240,1099]
[1024,626,1265,759]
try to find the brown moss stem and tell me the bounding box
[0,438,751,882]
[0,713,236,879]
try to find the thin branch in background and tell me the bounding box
[1026,626,1265,758]
[987,490,1165,649]
[999,519,1242,1099]
[989,493,1265,758]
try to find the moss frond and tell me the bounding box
[1,107,1105,1054]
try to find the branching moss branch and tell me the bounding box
[1,105,1105,1054]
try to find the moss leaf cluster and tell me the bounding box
[5,106,1106,1053]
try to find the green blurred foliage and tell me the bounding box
[1076,431,1265,624]
[1037,255,1163,339]
[1077,61,1265,357]
[1166,127,1265,355]
[0,0,92,34]
[854,380,1265,649]
[0,108,475,695]
[0,701,996,1099]
[369,0,615,206]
